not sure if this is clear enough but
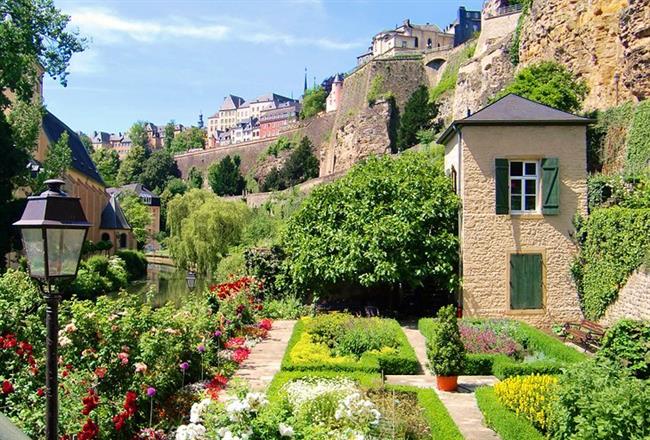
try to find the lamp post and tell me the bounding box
[13,179,91,440]
[186,269,197,292]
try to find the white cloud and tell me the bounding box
[68,7,361,50]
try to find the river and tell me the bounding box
[126,263,210,307]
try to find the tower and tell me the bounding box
[198,112,204,129]
[304,67,308,93]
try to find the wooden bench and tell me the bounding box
[562,320,605,352]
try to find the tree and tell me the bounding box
[128,121,150,150]
[92,148,120,186]
[118,190,152,247]
[116,145,147,185]
[167,189,249,274]
[169,127,205,154]
[159,178,188,233]
[397,86,438,151]
[281,136,319,187]
[34,131,72,191]
[261,167,284,192]
[300,86,327,119]
[282,150,460,295]
[208,155,245,196]
[79,132,93,154]
[139,149,180,193]
[188,166,203,189]
[163,121,175,150]
[493,61,588,113]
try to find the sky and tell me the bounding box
[44,0,484,135]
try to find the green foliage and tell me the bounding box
[188,166,203,189]
[115,249,148,281]
[163,121,175,150]
[167,189,250,274]
[116,144,147,185]
[265,136,292,158]
[367,74,387,105]
[625,100,650,175]
[34,130,72,191]
[300,86,327,119]
[509,1,531,65]
[214,249,246,282]
[573,207,650,319]
[6,99,43,160]
[140,149,180,192]
[282,150,459,295]
[92,147,120,187]
[169,126,206,154]
[68,255,129,298]
[118,190,152,246]
[548,359,650,440]
[208,154,245,196]
[396,86,438,151]
[261,296,313,320]
[587,174,650,210]
[597,319,650,379]
[261,137,319,192]
[415,387,464,440]
[493,61,588,113]
[244,246,286,298]
[430,42,476,102]
[427,305,465,376]
[476,387,545,440]
[0,0,86,108]
[586,103,634,173]
[127,121,149,150]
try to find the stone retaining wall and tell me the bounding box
[600,266,650,326]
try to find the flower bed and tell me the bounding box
[282,314,420,374]
[175,370,462,439]
[0,270,271,439]
[419,318,587,378]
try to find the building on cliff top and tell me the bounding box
[438,94,593,326]
[326,74,344,113]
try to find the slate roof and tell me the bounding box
[42,111,106,186]
[107,183,161,206]
[220,95,245,111]
[100,194,131,230]
[251,93,295,104]
[437,94,594,144]
[91,131,110,144]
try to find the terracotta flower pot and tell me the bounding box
[436,375,458,391]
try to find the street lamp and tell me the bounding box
[186,270,197,291]
[13,179,91,440]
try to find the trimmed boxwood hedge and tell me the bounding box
[419,318,586,379]
[475,386,545,440]
[281,318,420,374]
[266,371,463,440]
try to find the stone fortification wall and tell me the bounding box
[600,267,650,326]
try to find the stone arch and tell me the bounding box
[101,232,110,242]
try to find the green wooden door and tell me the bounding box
[510,254,543,309]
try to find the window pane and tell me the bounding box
[23,228,45,278]
[525,179,537,195]
[511,195,522,211]
[511,179,522,195]
[525,162,537,176]
[510,161,523,176]
[525,195,537,211]
[47,228,85,277]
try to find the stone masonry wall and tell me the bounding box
[599,267,650,326]
[460,125,587,327]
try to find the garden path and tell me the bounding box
[232,320,296,391]
[385,324,500,440]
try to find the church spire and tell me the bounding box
[198,111,204,129]
[304,67,308,92]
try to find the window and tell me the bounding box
[101,232,110,242]
[510,253,543,310]
[509,160,539,213]
[401,40,407,48]
[414,37,418,48]
[427,38,432,48]
[119,233,127,248]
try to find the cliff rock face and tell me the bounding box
[619,0,650,100]
[519,0,643,109]
[321,100,392,175]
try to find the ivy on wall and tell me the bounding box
[625,100,650,175]
[573,207,650,320]
[429,42,476,102]
[509,0,532,65]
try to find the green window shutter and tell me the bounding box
[510,254,543,310]
[495,158,509,215]
[541,158,560,215]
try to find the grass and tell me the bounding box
[429,42,476,102]
[475,386,545,440]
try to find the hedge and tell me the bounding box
[266,371,463,440]
[419,318,586,379]
[281,318,420,374]
[115,249,148,281]
[475,386,545,440]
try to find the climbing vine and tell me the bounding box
[509,0,532,65]
[625,100,650,175]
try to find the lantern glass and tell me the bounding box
[186,271,196,290]
[46,228,86,277]
[22,228,46,278]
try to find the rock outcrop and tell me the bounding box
[518,0,641,109]
[619,0,650,101]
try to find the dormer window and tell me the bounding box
[509,160,539,213]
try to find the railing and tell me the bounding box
[485,3,523,19]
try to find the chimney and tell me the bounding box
[403,18,411,27]
[467,108,472,117]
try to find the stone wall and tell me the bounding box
[518,0,645,110]
[599,266,650,326]
[476,11,521,57]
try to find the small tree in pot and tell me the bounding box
[428,305,465,391]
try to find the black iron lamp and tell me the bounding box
[13,179,91,440]
[186,270,197,291]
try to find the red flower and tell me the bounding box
[1,333,17,349]
[123,390,138,416]
[81,389,99,415]
[258,318,273,331]
[62,370,69,378]
[2,380,14,394]
[37,388,44,397]
[232,347,250,364]
[206,374,229,399]
[94,367,107,379]
[225,337,245,349]
[77,419,99,440]
[112,412,127,431]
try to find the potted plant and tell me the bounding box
[428,305,465,391]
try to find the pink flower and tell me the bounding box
[146,387,156,397]
[197,344,206,354]
[179,361,189,371]
[134,362,148,373]
[118,352,129,365]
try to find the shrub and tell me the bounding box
[305,312,352,348]
[300,86,327,119]
[626,100,650,175]
[494,375,558,431]
[476,386,545,440]
[208,154,245,196]
[427,305,465,376]
[336,318,399,357]
[597,319,650,379]
[116,249,148,281]
[459,323,523,357]
[261,296,312,320]
[396,85,438,151]
[548,359,650,440]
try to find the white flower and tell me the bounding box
[278,423,295,438]
[64,322,77,333]
[58,335,72,347]
[189,398,212,423]
[175,423,206,440]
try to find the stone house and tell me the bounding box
[438,94,592,326]
[107,183,161,237]
[368,19,455,59]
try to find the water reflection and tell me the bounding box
[127,263,209,307]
